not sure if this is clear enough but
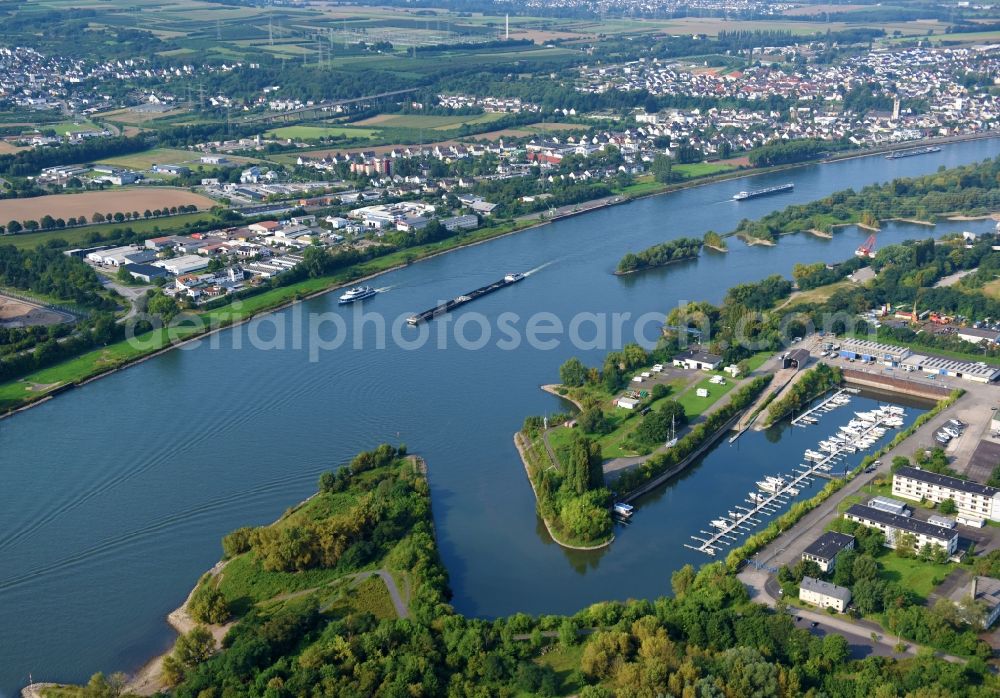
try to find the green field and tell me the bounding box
[676,373,737,417]
[0,211,219,251]
[266,125,379,140]
[674,162,738,178]
[94,147,206,170]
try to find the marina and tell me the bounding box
[406,272,525,325]
[686,398,906,557]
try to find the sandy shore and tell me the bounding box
[806,228,833,239]
[124,560,232,696]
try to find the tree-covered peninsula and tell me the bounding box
[54,443,999,698]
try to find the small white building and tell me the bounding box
[616,397,641,410]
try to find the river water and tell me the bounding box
[2,141,999,695]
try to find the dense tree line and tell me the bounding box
[747,139,829,168]
[0,245,111,308]
[766,364,842,425]
[0,134,155,177]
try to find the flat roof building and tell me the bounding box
[799,576,852,613]
[892,466,1000,521]
[867,495,911,517]
[801,531,855,572]
[845,504,958,555]
[906,355,1000,383]
[153,254,209,276]
[839,338,911,364]
[969,576,1000,628]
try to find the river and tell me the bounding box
[1,140,999,695]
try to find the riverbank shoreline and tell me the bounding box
[4,133,999,422]
[513,431,614,552]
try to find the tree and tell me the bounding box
[560,493,610,541]
[162,626,215,686]
[116,265,133,284]
[651,154,674,184]
[558,618,578,647]
[671,564,696,598]
[939,498,957,515]
[821,633,850,666]
[577,406,610,435]
[188,584,230,624]
[896,532,917,558]
[559,357,586,387]
[6,219,21,233]
[92,212,104,223]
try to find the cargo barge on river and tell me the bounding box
[732,183,794,201]
[885,145,941,160]
[407,273,525,325]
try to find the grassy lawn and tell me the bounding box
[355,112,507,130]
[876,552,955,602]
[533,643,586,696]
[674,161,737,178]
[784,280,854,309]
[217,553,347,612]
[745,350,774,373]
[981,278,1000,300]
[676,373,736,417]
[266,125,379,140]
[325,575,398,620]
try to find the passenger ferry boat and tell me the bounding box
[338,286,377,304]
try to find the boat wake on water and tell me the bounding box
[524,260,556,276]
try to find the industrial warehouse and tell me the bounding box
[838,338,1000,383]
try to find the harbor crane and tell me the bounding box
[855,234,877,258]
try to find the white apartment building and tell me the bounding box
[892,467,1000,522]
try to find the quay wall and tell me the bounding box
[841,368,952,400]
[618,410,744,504]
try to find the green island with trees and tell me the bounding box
[46,441,1000,698]
[615,237,703,275]
[730,156,1000,243]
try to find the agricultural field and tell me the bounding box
[96,106,190,126]
[354,112,507,131]
[265,125,379,141]
[0,188,215,224]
